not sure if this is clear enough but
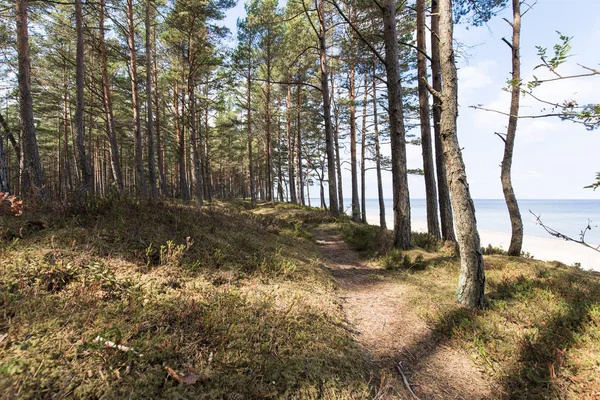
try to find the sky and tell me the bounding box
[222,0,600,200]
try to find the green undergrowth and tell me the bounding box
[340,222,600,399]
[0,199,372,399]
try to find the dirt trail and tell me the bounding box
[313,226,494,399]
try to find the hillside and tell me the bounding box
[1,200,599,399]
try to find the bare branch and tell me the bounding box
[530,210,600,253]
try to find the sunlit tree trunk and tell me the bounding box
[438,0,486,309]
[417,0,440,238]
[15,0,45,197]
[127,0,146,198]
[317,0,339,216]
[99,0,123,193]
[431,0,456,242]
[296,87,305,205]
[286,86,297,204]
[75,0,93,195]
[502,0,523,256]
[145,0,158,200]
[360,75,368,224]
[382,0,411,248]
[372,62,386,230]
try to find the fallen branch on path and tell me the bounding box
[396,362,420,400]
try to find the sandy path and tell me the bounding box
[314,225,494,399]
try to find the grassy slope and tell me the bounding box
[0,200,371,399]
[339,222,600,399]
[2,201,599,399]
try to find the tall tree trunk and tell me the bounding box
[99,0,123,193]
[332,70,344,212]
[174,86,189,200]
[0,129,8,192]
[276,110,284,202]
[286,86,297,204]
[15,0,45,197]
[381,0,411,249]
[75,0,93,195]
[203,81,212,201]
[502,0,523,256]
[372,63,386,230]
[438,0,486,309]
[145,0,158,200]
[0,111,18,193]
[247,55,256,207]
[349,64,360,222]
[317,0,339,216]
[127,0,146,198]
[360,74,368,224]
[431,0,456,242]
[265,46,273,203]
[189,84,203,205]
[296,87,305,205]
[152,26,167,196]
[417,0,441,239]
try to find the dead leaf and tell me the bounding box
[0,333,7,344]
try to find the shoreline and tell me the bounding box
[365,216,600,271]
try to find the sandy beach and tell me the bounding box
[368,217,600,271]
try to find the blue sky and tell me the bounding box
[223,0,600,200]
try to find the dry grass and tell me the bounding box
[341,223,600,399]
[0,199,372,399]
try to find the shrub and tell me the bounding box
[412,232,441,252]
[340,223,380,253]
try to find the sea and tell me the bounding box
[315,198,600,244]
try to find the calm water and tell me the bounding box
[313,198,600,243]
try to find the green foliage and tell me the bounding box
[585,172,600,190]
[534,32,572,73]
[481,243,507,255]
[340,222,380,254]
[380,249,427,271]
[412,232,442,252]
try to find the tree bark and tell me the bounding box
[502,0,523,256]
[332,70,344,213]
[372,63,386,230]
[127,0,146,198]
[152,25,167,196]
[0,129,9,192]
[360,74,368,224]
[189,84,203,205]
[296,87,305,205]
[174,85,189,200]
[247,52,256,207]
[286,86,297,204]
[99,0,124,193]
[431,0,456,242]
[349,63,360,222]
[381,0,411,249]
[438,0,486,309]
[15,0,46,197]
[75,0,93,195]
[317,0,339,216]
[145,0,158,200]
[417,0,441,239]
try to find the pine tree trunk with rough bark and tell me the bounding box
[431,0,456,242]
[349,64,360,222]
[99,0,124,193]
[286,86,297,204]
[317,0,339,216]
[502,0,523,256]
[127,0,146,198]
[381,0,411,249]
[75,0,93,195]
[296,87,305,206]
[372,62,386,230]
[16,0,46,197]
[438,0,486,309]
[417,0,441,239]
[145,0,158,200]
[360,75,368,224]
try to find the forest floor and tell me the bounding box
[1,199,599,399]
